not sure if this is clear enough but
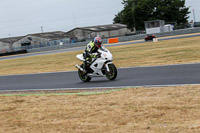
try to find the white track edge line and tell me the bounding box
[1,83,200,92]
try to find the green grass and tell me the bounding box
[0,36,200,75]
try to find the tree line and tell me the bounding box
[113,0,190,31]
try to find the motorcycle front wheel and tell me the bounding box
[78,64,91,82]
[105,64,117,80]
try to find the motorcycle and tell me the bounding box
[144,34,156,41]
[75,46,117,82]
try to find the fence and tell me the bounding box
[27,27,200,53]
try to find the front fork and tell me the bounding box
[105,62,113,72]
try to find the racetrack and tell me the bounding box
[1,33,200,92]
[0,63,200,91]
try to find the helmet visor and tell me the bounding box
[95,42,102,48]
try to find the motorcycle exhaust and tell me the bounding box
[75,64,84,72]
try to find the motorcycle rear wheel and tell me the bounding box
[78,64,91,82]
[105,64,117,80]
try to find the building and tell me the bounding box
[0,31,66,53]
[144,20,174,34]
[145,20,165,34]
[21,31,66,47]
[0,24,130,54]
[0,36,25,53]
[63,24,131,42]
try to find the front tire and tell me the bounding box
[105,64,117,80]
[78,64,91,82]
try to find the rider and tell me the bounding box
[83,37,103,72]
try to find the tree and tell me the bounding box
[114,0,190,31]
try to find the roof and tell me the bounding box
[0,24,128,43]
[28,31,65,40]
[144,20,165,23]
[0,36,25,43]
[0,31,65,44]
[65,24,127,33]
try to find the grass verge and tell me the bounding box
[0,88,124,96]
[1,85,200,132]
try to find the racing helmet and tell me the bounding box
[94,37,102,48]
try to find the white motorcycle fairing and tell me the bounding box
[75,46,117,82]
[76,47,113,76]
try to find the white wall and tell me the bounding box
[163,25,174,32]
[0,42,10,52]
[146,27,161,34]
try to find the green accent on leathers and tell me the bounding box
[85,41,96,59]
[86,41,95,52]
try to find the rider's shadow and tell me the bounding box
[78,78,118,84]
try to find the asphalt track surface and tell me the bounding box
[0,63,200,91]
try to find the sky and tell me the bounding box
[0,0,199,39]
[185,0,200,22]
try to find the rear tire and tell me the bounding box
[105,64,117,80]
[78,64,91,82]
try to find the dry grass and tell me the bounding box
[1,36,200,132]
[0,36,200,75]
[0,51,82,75]
[1,85,200,133]
[111,36,200,67]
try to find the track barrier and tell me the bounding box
[108,38,119,44]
